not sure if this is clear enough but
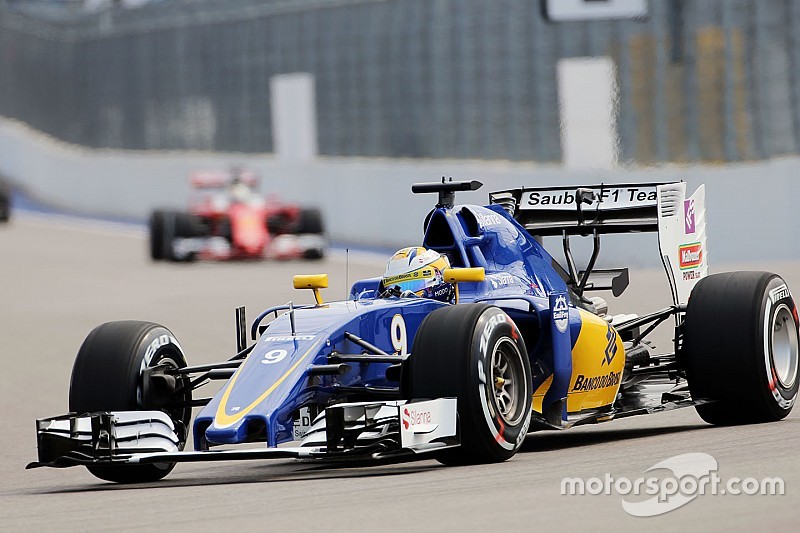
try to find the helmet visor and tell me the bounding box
[387,278,430,294]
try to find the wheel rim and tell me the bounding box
[489,338,527,426]
[771,305,799,389]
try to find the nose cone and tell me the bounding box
[206,415,266,445]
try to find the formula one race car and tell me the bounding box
[149,169,325,261]
[29,180,799,483]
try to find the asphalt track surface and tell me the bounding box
[2,214,799,532]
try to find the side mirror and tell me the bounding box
[293,274,328,304]
[443,267,485,304]
[443,267,486,283]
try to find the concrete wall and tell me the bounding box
[2,117,797,269]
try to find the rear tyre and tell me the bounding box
[69,321,191,483]
[302,246,325,260]
[0,198,9,222]
[683,272,799,425]
[408,304,532,464]
[295,208,324,235]
[0,182,10,222]
[266,212,293,235]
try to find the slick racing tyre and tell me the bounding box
[408,304,532,464]
[149,210,168,260]
[149,210,204,262]
[69,321,191,483]
[0,187,9,222]
[266,211,293,235]
[683,272,799,425]
[295,207,324,235]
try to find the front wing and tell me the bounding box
[27,399,458,470]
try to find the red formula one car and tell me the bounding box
[149,170,326,261]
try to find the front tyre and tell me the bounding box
[69,321,191,483]
[148,210,168,260]
[408,304,532,464]
[683,272,799,424]
[0,181,11,222]
[149,210,205,262]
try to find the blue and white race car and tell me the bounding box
[29,180,799,483]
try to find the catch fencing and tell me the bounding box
[1,0,799,163]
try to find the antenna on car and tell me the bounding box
[346,248,350,300]
[411,177,483,208]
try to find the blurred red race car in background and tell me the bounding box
[149,169,326,261]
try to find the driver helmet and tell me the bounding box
[229,168,251,203]
[382,247,453,302]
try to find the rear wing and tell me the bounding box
[489,183,665,236]
[190,170,259,189]
[489,182,707,305]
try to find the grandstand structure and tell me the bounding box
[1,0,798,164]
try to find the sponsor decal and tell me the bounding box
[684,199,696,234]
[678,243,702,270]
[603,327,618,366]
[553,295,570,333]
[383,268,429,285]
[476,212,504,227]
[526,187,657,208]
[429,284,453,300]
[682,270,702,281]
[769,284,791,304]
[399,398,457,447]
[294,407,313,440]
[264,335,315,342]
[571,371,622,392]
[402,406,432,430]
[489,273,516,289]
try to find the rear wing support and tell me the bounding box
[563,228,600,298]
